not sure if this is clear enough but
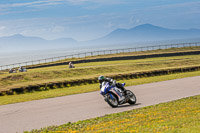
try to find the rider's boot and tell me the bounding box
[116,83,127,95]
[120,87,127,96]
[123,89,127,95]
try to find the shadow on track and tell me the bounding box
[117,103,141,108]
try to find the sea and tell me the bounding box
[0,40,198,70]
[0,43,145,68]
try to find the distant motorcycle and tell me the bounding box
[100,81,136,108]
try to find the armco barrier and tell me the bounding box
[0,65,200,96]
[0,42,200,71]
[26,50,200,69]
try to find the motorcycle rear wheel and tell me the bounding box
[126,90,136,104]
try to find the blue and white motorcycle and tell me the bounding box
[100,81,136,108]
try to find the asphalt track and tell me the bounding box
[0,76,200,133]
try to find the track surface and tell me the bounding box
[0,76,200,133]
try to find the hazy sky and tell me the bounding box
[0,0,200,41]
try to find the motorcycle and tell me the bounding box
[100,81,136,108]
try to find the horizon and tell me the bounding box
[0,0,200,41]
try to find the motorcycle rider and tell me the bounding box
[98,75,127,95]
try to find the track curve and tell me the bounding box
[0,76,200,133]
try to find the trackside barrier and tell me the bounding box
[0,42,200,71]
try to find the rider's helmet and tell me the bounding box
[98,75,105,83]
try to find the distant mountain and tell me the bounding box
[0,34,77,52]
[1,24,200,53]
[0,34,46,45]
[85,24,200,45]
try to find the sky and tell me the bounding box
[0,0,200,41]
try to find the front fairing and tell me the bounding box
[100,81,113,95]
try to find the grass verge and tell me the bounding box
[1,54,200,92]
[22,46,200,70]
[26,94,200,133]
[0,70,200,106]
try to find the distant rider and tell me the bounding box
[69,62,75,68]
[98,75,127,94]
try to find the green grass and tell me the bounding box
[26,94,200,133]
[1,46,200,105]
[1,54,200,91]
[0,70,200,106]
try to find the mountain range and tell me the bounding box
[87,24,200,45]
[1,24,200,52]
[0,34,77,52]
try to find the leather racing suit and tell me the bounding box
[99,78,126,93]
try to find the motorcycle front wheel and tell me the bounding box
[106,93,118,108]
[126,90,136,104]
